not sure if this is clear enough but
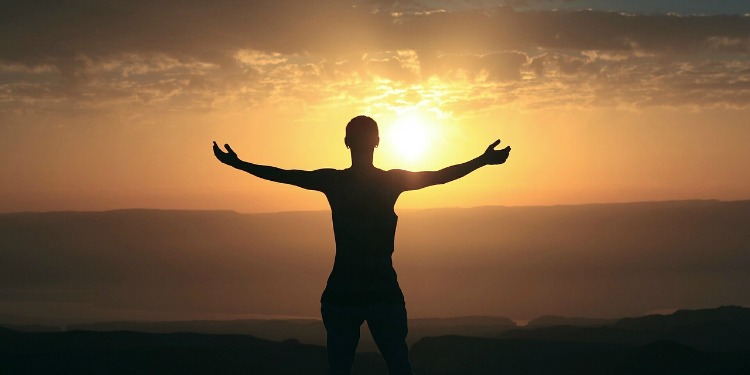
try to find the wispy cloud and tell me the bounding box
[1,1,749,114]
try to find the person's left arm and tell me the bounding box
[392,140,511,191]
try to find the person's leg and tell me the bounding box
[366,303,414,375]
[321,303,364,375]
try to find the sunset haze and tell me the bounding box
[2,1,749,213]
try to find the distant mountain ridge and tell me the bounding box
[410,305,750,374]
[502,305,750,352]
[526,315,617,328]
[614,305,750,331]
[4,305,747,355]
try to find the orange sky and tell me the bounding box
[2,2,750,213]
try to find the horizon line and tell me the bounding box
[2,197,748,216]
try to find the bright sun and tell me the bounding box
[385,111,434,162]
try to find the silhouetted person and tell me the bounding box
[213,115,510,375]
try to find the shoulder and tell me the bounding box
[385,168,416,188]
[386,169,413,179]
[386,168,410,175]
[308,168,341,182]
[308,168,341,188]
[312,168,340,175]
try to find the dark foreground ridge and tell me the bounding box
[2,306,750,375]
[411,336,747,375]
[58,316,516,353]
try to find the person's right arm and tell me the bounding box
[213,141,331,191]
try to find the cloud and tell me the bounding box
[1,1,749,112]
[4,2,748,63]
[423,51,529,81]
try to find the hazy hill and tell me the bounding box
[2,199,750,322]
[614,305,750,332]
[61,306,748,353]
[526,315,617,328]
[500,305,750,352]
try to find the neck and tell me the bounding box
[349,148,375,170]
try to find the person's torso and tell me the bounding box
[321,168,404,304]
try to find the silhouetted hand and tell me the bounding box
[482,140,511,165]
[213,141,239,165]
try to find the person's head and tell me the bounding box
[345,115,379,151]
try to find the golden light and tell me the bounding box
[385,111,435,162]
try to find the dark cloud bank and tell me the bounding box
[3,1,749,60]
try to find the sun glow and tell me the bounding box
[385,111,437,162]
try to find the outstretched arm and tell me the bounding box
[212,141,329,191]
[395,140,511,191]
